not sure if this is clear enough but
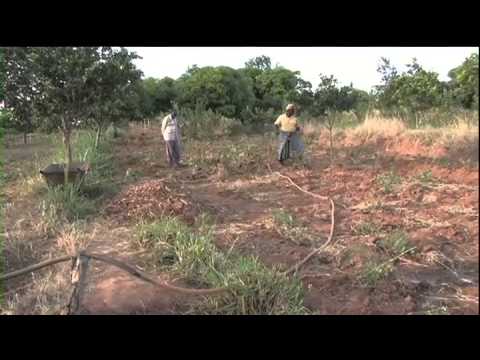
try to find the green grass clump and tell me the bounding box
[134,215,310,315]
[272,209,314,246]
[272,209,296,229]
[192,255,309,315]
[360,259,395,287]
[415,170,438,185]
[353,221,381,236]
[377,171,402,194]
[40,184,96,231]
[377,230,414,257]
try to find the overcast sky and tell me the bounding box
[128,47,478,92]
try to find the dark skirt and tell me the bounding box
[278,131,304,161]
[165,139,181,166]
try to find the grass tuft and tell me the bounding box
[134,215,310,314]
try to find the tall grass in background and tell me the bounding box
[39,130,118,233]
[53,130,115,179]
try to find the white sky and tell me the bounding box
[128,47,478,92]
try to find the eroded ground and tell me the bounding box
[3,126,479,314]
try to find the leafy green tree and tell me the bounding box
[141,76,178,116]
[176,66,254,121]
[311,74,341,116]
[31,47,102,179]
[448,53,479,109]
[257,67,299,110]
[155,77,178,113]
[375,58,443,114]
[6,47,142,182]
[245,55,271,72]
[4,47,41,143]
[291,78,314,110]
[242,56,314,116]
[0,47,5,102]
[85,47,142,147]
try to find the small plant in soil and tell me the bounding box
[360,259,395,287]
[377,230,414,257]
[416,170,437,185]
[377,171,402,194]
[436,157,450,167]
[272,209,314,245]
[353,221,381,236]
[40,183,96,233]
[272,209,296,229]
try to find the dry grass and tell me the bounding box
[302,121,323,139]
[408,118,478,144]
[1,265,71,315]
[340,114,478,145]
[351,114,407,140]
[56,222,94,255]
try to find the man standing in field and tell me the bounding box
[161,110,183,168]
[274,104,304,165]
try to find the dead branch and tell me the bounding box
[267,163,328,201]
[0,255,74,281]
[87,253,226,295]
[284,198,335,275]
[1,252,226,296]
[267,163,346,209]
[266,163,337,276]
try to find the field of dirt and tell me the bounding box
[2,125,479,315]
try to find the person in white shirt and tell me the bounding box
[161,110,182,167]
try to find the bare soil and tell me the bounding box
[3,126,479,314]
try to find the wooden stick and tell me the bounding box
[267,163,328,200]
[1,252,226,296]
[266,163,337,275]
[267,163,346,209]
[0,255,74,281]
[285,199,335,275]
[87,253,226,295]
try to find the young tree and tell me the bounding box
[86,47,142,148]
[312,75,342,163]
[312,74,340,116]
[31,47,102,182]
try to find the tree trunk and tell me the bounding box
[95,126,102,150]
[63,128,72,185]
[23,132,27,145]
[329,127,334,164]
